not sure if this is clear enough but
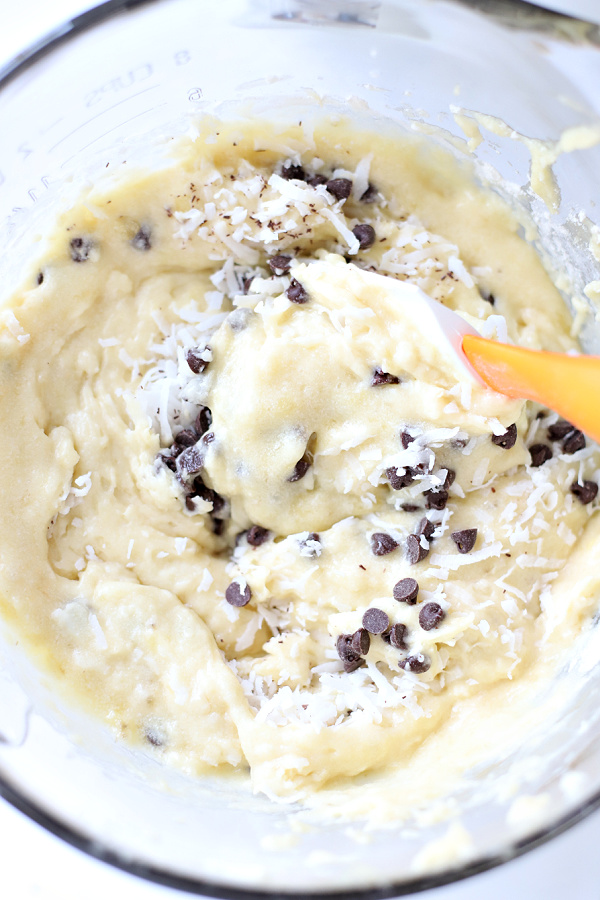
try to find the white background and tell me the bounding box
[3,1,600,898]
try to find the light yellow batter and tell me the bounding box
[1,116,599,822]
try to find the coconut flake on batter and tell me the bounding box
[3,310,30,344]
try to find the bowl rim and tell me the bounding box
[2,758,600,897]
[2,0,600,895]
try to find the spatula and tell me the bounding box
[359,265,599,442]
[462,334,600,443]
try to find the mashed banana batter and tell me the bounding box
[1,116,598,821]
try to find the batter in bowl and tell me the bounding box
[1,115,598,822]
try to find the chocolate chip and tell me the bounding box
[241,275,254,294]
[344,657,365,673]
[571,480,598,505]
[189,475,224,512]
[491,424,517,449]
[247,525,270,546]
[281,162,305,181]
[415,517,435,540]
[306,172,328,186]
[70,236,94,262]
[547,420,573,441]
[351,628,371,656]
[372,367,400,386]
[386,466,415,490]
[228,308,256,331]
[360,183,378,203]
[225,581,252,607]
[442,468,456,489]
[419,602,445,631]
[345,656,368,673]
[300,532,321,556]
[211,516,226,536]
[286,278,308,304]
[195,406,212,436]
[36,271,44,285]
[268,255,292,275]
[425,489,448,511]
[371,533,398,556]
[406,533,429,564]
[336,634,365,671]
[336,634,357,661]
[529,444,552,467]
[288,457,311,482]
[186,347,209,374]
[176,444,205,477]
[479,289,495,306]
[389,623,408,650]
[362,607,390,634]
[399,654,430,674]
[393,577,419,604]
[411,459,432,475]
[326,178,352,201]
[451,528,478,553]
[210,494,226,515]
[174,428,198,448]
[563,429,585,454]
[131,226,152,251]
[352,224,376,250]
[145,727,165,747]
[400,503,421,512]
[160,453,177,473]
[170,440,187,458]
[400,431,415,449]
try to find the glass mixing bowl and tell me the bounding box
[2,0,600,895]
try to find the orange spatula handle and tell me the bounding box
[463,334,600,444]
